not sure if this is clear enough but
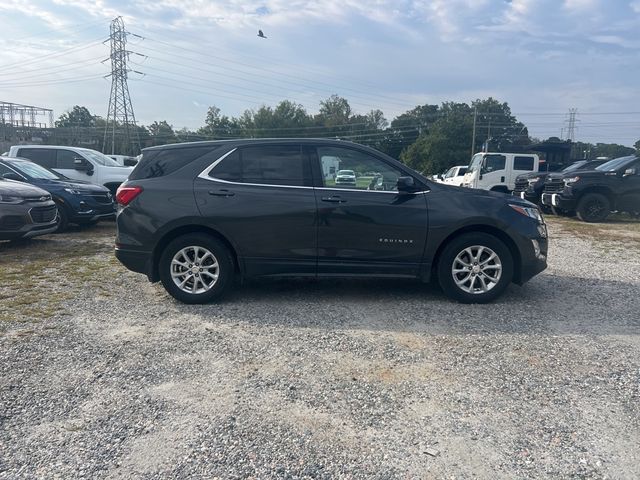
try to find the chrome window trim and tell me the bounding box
[198,147,429,194]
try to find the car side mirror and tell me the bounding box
[397,176,416,193]
[124,158,137,167]
[2,172,23,181]
[623,167,636,177]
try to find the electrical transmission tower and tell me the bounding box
[103,16,141,156]
[565,108,578,142]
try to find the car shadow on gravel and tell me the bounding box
[167,273,640,336]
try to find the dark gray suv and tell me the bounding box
[115,139,548,304]
[0,179,58,240]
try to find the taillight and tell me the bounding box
[116,186,143,206]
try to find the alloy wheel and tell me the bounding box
[170,246,219,294]
[451,245,502,294]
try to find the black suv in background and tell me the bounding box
[513,160,607,207]
[115,139,548,304]
[541,155,640,222]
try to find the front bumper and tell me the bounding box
[0,202,58,241]
[541,193,576,211]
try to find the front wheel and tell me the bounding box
[437,233,513,304]
[576,193,610,223]
[159,233,235,304]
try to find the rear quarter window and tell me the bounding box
[130,146,219,180]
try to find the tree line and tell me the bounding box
[49,96,640,174]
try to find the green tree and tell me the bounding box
[471,97,529,152]
[199,106,240,138]
[316,94,352,128]
[378,104,439,159]
[147,120,177,145]
[55,105,96,128]
[400,102,473,174]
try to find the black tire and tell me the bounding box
[576,193,610,223]
[54,203,69,233]
[159,233,235,304]
[437,232,513,304]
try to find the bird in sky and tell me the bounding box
[257,30,267,39]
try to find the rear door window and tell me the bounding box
[210,145,312,187]
[16,148,55,168]
[514,156,535,171]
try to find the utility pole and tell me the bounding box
[471,107,477,156]
[103,16,141,156]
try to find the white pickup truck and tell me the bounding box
[8,145,134,194]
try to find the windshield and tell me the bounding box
[338,170,355,175]
[562,161,586,173]
[467,154,483,173]
[7,159,62,180]
[595,156,636,172]
[81,149,122,167]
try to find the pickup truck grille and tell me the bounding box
[30,205,57,224]
[544,178,565,193]
[513,178,528,194]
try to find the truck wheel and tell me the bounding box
[159,233,235,304]
[576,193,610,223]
[437,232,513,304]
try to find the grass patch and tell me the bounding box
[0,223,121,324]
[546,214,640,252]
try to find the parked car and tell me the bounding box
[0,178,58,241]
[114,139,548,304]
[0,156,115,232]
[462,152,539,192]
[335,169,357,186]
[541,155,640,222]
[513,159,608,206]
[8,145,133,195]
[436,165,468,186]
[109,154,139,167]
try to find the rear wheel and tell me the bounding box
[576,193,610,223]
[159,233,235,304]
[437,232,513,304]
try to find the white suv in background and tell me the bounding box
[8,145,134,194]
[463,152,539,193]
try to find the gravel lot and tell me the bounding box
[1,217,639,479]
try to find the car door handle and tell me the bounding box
[208,189,235,197]
[321,196,346,203]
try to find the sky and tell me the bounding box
[1,0,639,146]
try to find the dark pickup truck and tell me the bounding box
[513,160,606,207]
[541,155,640,222]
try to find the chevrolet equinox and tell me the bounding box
[115,139,548,304]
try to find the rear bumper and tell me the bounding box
[115,247,152,278]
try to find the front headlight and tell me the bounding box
[564,176,580,185]
[0,194,23,204]
[509,204,543,223]
[527,178,539,186]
